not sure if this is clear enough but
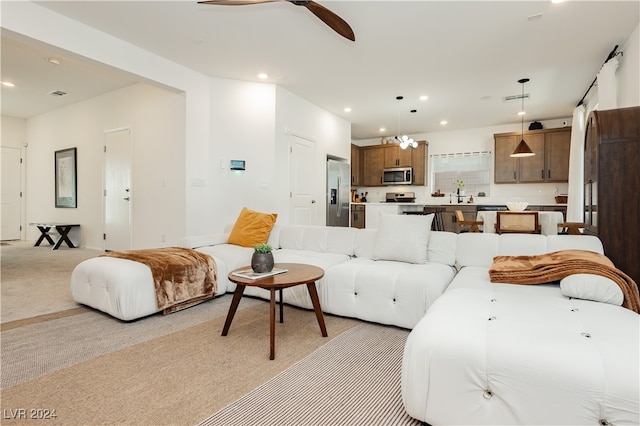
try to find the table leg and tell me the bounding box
[34,226,55,247]
[53,225,76,249]
[306,282,328,337]
[221,285,246,336]
[279,288,284,323]
[270,288,276,360]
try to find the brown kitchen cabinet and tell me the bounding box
[361,145,386,186]
[494,127,571,183]
[358,141,427,186]
[350,204,365,229]
[384,144,412,167]
[583,106,639,284]
[351,144,362,186]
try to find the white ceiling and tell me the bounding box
[1,1,638,140]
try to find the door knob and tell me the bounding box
[124,197,130,201]
[311,200,316,203]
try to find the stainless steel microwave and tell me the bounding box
[382,167,413,185]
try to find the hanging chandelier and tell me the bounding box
[510,78,535,157]
[394,96,418,149]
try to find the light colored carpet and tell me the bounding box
[0,294,262,389]
[1,300,360,425]
[201,322,422,426]
[1,240,102,323]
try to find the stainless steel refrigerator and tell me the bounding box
[326,158,350,227]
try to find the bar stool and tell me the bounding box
[455,210,483,233]
[558,222,584,235]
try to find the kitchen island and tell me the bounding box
[361,202,566,232]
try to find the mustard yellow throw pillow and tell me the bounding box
[227,207,277,248]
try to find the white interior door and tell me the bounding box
[288,134,316,225]
[0,147,22,241]
[104,129,132,251]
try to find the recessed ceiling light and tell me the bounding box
[46,57,61,65]
[551,0,564,3]
[379,127,386,132]
[1,81,15,87]
[257,73,268,80]
[344,107,352,113]
[419,95,428,101]
[440,120,448,125]
[518,111,526,116]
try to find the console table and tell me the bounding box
[30,223,80,250]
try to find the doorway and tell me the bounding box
[0,147,22,241]
[288,133,316,225]
[104,128,132,251]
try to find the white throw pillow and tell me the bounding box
[372,214,433,264]
[560,273,623,306]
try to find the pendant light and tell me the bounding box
[510,78,535,158]
[393,96,417,150]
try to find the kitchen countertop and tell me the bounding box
[357,202,567,207]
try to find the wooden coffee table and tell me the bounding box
[223,262,327,360]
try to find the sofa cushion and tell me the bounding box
[278,225,358,256]
[227,207,277,247]
[323,257,456,329]
[560,273,624,306]
[426,231,457,266]
[372,214,433,264]
[456,233,605,268]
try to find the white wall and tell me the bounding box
[618,23,640,108]
[205,78,278,229]
[25,83,186,249]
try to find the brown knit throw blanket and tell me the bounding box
[101,247,217,315]
[489,249,640,313]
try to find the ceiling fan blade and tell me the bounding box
[198,0,282,5]
[302,1,355,41]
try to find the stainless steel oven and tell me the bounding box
[382,167,412,185]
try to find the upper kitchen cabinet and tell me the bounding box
[384,144,412,167]
[358,141,427,186]
[411,141,427,186]
[494,127,571,183]
[361,145,386,186]
[351,144,362,186]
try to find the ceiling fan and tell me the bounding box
[198,0,355,41]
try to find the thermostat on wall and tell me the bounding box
[230,160,245,170]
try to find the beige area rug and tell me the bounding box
[1,297,360,425]
[201,322,421,426]
[1,240,102,323]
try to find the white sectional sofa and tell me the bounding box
[71,219,639,424]
[71,218,457,328]
[402,232,640,426]
[184,222,458,329]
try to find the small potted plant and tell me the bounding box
[251,243,274,273]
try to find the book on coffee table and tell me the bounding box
[231,267,288,280]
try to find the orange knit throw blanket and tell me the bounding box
[489,249,639,313]
[101,247,217,315]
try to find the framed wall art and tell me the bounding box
[55,147,77,208]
